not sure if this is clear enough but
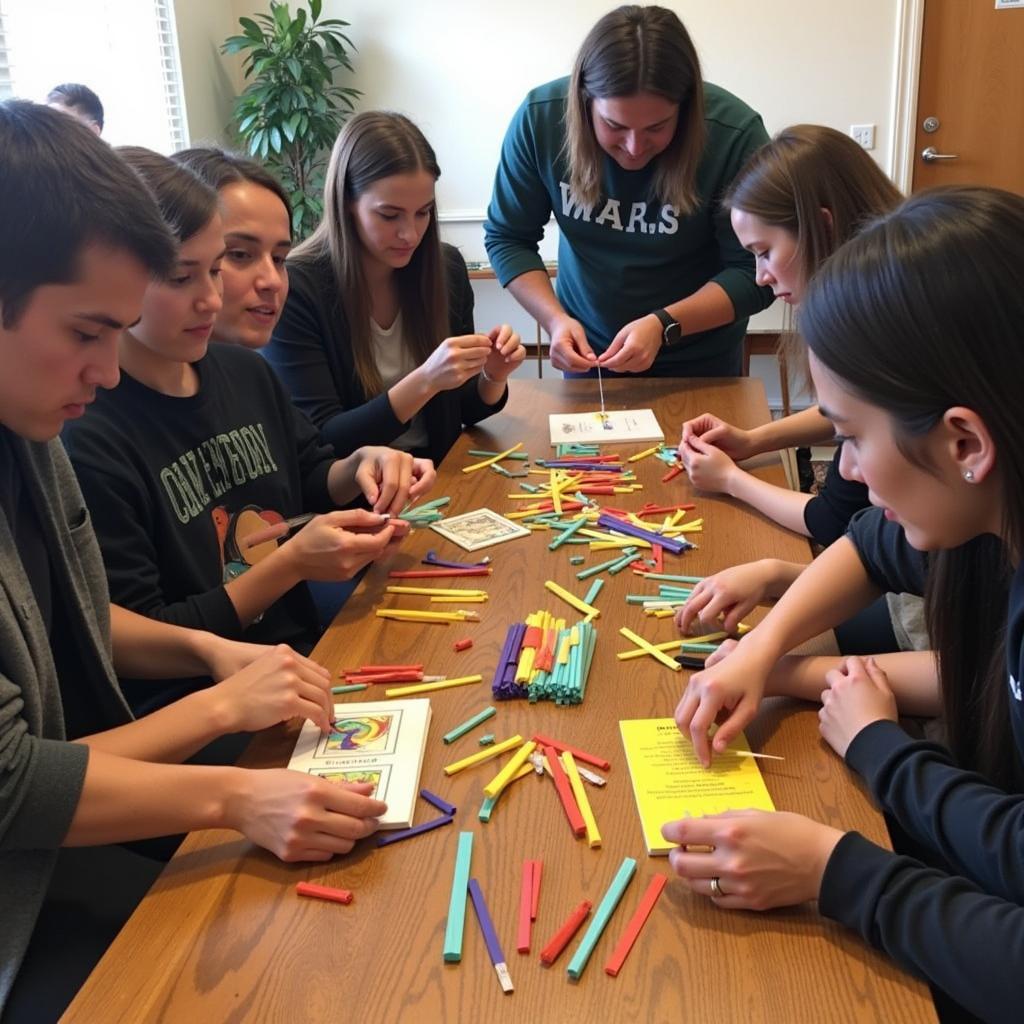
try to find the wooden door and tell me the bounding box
[912,0,1024,192]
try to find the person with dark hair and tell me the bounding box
[63,148,434,715]
[674,125,919,657]
[484,4,773,378]
[0,101,388,1022]
[668,187,1024,1022]
[266,111,525,464]
[46,82,104,134]
[174,146,294,351]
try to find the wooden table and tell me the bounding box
[63,379,936,1024]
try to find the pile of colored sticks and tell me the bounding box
[398,496,450,527]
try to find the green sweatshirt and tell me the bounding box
[484,77,773,374]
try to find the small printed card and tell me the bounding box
[288,699,432,829]
[549,409,665,446]
[429,507,531,552]
[619,718,776,855]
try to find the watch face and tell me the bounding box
[663,321,682,346]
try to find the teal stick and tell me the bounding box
[640,572,704,584]
[607,548,643,575]
[478,794,498,822]
[443,832,474,962]
[681,642,720,653]
[331,683,369,694]
[567,857,637,980]
[548,515,588,551]
[468,449,529,460]
[576,550,636,581]
[443,706,496,745]
[582,577,604,607]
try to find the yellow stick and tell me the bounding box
[618,627,681,671]
[443,734,524,775]
[384,674,483,698]
[483,740,538,798]
[562,751,601,848]
[461,441,523,474]
[430,595,488,603]
[375,609,476,623]
[544,579,600,620]
[627,443,663,463]
[386,585,488,597]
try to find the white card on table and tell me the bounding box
[429,507,531,552]
[549,408,665,445]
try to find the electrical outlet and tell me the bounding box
[850,124,875,150]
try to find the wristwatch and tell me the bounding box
[652,308,683,347]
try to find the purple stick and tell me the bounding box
[377,813,453,847]
[420,788,456,817]
[424,550,490,569]
[596,512,691,555]
[468,878,507,966]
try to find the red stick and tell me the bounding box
[639,503,696,516]
[652,544,664,575]
[517,860,534,953]
[544,745,586,838]
[387,567,492,578]
[533,733,612,771]
[603,875,668,977]
[296,881,353,905]
[531,860,543,920]
[539,899,592,966]
[343,671,423,684]
[661,465,684,483]
[453,638,473,652]
[359,663,423,672]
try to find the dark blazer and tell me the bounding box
[265,243,508,464]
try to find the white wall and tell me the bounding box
[179,1,907,407]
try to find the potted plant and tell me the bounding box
[222,0,360,237]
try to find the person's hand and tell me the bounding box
[548,315,597,373]
[680,413,758,460]
[226,770,387,862]
[675,561,779,636]
[281,509,395,582]
[599,313,663,373]
[662,810,844,910]
[819,656,898,759]
[674,640,774,767]
[210,643,334,734]
[420,334,493,392]
[481,324,526,384]
[353,447,436,516]
[679,434,739,494]
[198,634,273,682]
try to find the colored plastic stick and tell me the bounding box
[442,832,474,962]
[462,442,523,474]
[532,733,611,771]
[442,705,496,744]
[544,744,586,837]
[295,881,353,905]
[582,577,605,607]
[385,674,482,698]
[483,740,537,798]
[468,879,514,993]
[627,443,663,462]
[561,752,601,848]
[388,568,492,579]
[566,858,638,980]
[376,609,474,624]
[531,860,542,919]
[331,683,369,694]
[424,550,490,569]
[576,553,633,581]
[544,579,600,620]
[604,875,669,977]
[453,637,474,651]
[386,586,489,597]
[479,734,495,746]
[517,860,534,953]
[467,449,529,460]
[420,789,456,816]
[596,512,689,555]
[477,764,532,821]
[539,900,592,966]
[444,735,524,776]
[618,627,683,672]
[357,663,424,672]
[377,813,453,847]
[547,514,588,551]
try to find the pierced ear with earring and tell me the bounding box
[964,470,975,482]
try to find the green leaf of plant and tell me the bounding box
[272,3,291,34]
[286,57,302,81]
[238,17,263,40]
[269,126,283,153]
[310,0,322,22]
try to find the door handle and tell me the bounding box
[921,146,959,163]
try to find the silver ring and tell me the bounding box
[710,876,725,898]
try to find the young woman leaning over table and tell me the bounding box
[265,111,525,465]
[62,149,433,716]
[483,4,774,378]
[677,125,920,656]
[666,187,1024,1024]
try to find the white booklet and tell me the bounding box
[287,698,432,829]
[429,507,530,551]
[549,408,665,445]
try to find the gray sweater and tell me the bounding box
[0,435,132,1010]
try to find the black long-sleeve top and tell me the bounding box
[264,243,507,465]
[803,444,871,546]
[817,508,1024,1023]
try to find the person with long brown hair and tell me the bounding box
[676,125,912,655]
[266,111,525,464]
[484,4,772,377]
[668,187,1024,1022]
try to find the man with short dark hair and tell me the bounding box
[45,81,104,135]
[0,101,386,1021]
